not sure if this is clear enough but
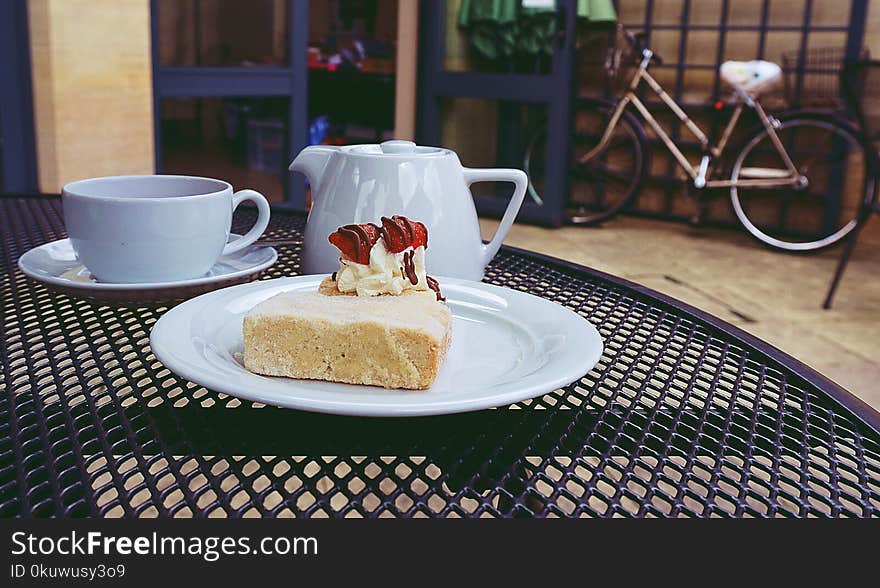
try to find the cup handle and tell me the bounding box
[222,189,271,255]
[463,168,528,268]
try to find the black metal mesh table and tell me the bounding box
[3,195,880,518]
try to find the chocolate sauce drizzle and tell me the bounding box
[380,216,405,250]
[399,217,415,243]
[402,251,418,285]
[337,223,380,262]
[331,271,337,281]
[426,276,445,301]
[380,215,427,251]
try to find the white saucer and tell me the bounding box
[149,275,604,417]
[18,235,278,303]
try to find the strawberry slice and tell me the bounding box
[390,215,417,245]
[410,220,428,249]
[380,216,408,253]
[357,223,382,245]
[380,215,429,252]
[328,223,380,264]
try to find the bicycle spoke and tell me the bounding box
[776,190,795,234]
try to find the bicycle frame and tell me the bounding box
[584,49,803,190]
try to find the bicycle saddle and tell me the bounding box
[720,60,782,96]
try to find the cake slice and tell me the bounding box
[242,215,451,390]
[243,289,451,389]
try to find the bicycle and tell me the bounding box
[524,26,877,251]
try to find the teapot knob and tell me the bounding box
[380,140,417,154]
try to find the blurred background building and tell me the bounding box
[2,0,876,225]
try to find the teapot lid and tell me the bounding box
[346,140,447,157]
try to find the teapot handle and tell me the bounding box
[463,168,528,268]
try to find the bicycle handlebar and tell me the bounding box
[617,24,663,66]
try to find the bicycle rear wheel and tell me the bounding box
[524,98,648,225]
[730,112,875,251]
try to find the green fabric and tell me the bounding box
[458,0,616,60]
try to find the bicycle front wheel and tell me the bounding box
[730,113,875,251]
[524,98,648,225]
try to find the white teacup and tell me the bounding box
[62,175,271,283]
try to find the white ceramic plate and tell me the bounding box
[149,275,603,417]
[18,236,277,303]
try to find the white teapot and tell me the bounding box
[289,140,527,280]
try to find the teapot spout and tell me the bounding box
[289,145,338,191]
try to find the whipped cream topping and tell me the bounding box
[336,239,428,297]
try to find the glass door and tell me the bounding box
[418,0,578,225]
[0,0,37,193]
[150,0,309,209]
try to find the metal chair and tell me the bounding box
[823,60,880,309]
